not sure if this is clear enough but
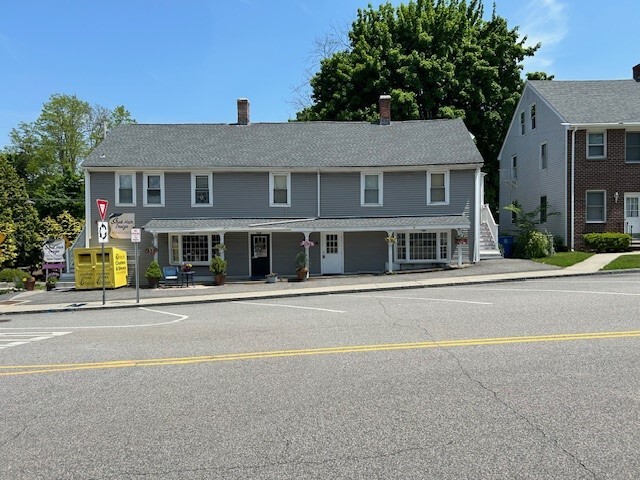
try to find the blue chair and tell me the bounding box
[162,266,180,287]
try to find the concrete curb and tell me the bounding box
[3,267,638,316]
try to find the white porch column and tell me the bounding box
[386,231,394,273]
[218,233,225,260]
[303,232,311,277]
[152,233,158,262]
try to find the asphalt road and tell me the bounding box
[1,273,639,479]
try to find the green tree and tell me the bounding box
[296,0,543,209]
[526,71,554,81]
[6,94,135,219]
[0,154,42,268]
[41,211,85,244]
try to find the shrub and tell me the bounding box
[0,268,29,283]
[582,233,631,252]
[145,260,162,279]
[515,230,552,259]
[209,256,227,275]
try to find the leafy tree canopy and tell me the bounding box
[5,94,135,219]
[296,0,543,209]
[0,154,42,269]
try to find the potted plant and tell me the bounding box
[22,275,36,291]
[294,251,308,281]
[181,262,193,272]
[210,256,228,285]
[46,276,59,291]
[265,272,278,284]
[145,260,162,288]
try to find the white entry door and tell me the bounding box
[321,233,343,274]
[625,194,640,237]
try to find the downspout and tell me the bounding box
[316,169,321,218]
[84,169,91,247]
[563,125,568,249]
[570,126,577,251]
[473,166,481,262]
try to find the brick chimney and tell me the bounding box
[379,95,391,125]
[237,98,250,125]
[633,64,640,82]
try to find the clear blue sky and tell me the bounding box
[1,0,638,148]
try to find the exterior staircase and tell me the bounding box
[479,204,502,260]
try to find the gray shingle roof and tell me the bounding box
[529,79,640,124]
[143,216,469,233]
[82,119,483,169]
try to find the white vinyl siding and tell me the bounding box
[360,172,383,206]
[587,132,606,159]
[115,172,135,206]
[143,172,164,206]
[586,191,606,223]
[269,172,291,207]
[191,173,213,206]
[427,171,449,205]
[626,132,640,163]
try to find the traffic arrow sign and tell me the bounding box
[96,199,109,221]
[97,222,109,243]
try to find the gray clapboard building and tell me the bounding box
[82,96,491,282]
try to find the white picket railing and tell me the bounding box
[481,204,498,246]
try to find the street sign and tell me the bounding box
[131,228,141,243]
[96,199,109,221]
[97,221,109,243]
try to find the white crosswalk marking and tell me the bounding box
[0,331,71,350]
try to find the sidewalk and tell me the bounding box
[0,254,633,315]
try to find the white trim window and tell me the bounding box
[511,156,517,182]
[361,172,383,206]
[192,173,213,206]
[540,195,547,223]
[395,232,450,262]
[626,132,640,163]
[169,233,221,265]
[587,132,606,159]
[520,111,525,135]
[540,142,548,170]
[427,171,449,205]
[115,172,136,206]
[530,103,536,130]
[269,172,291,207]
[143,172,164,206]
[586,190,606,223]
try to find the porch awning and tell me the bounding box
[142,216,470,234]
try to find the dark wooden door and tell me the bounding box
[250,234,270,278]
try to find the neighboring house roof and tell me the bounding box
[529,79,640,124]
[143,216,470,233]
[82,119,483,169]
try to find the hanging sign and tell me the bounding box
[43,239,66,263]
[109,213,135,239]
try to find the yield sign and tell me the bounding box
[96,199,108,221]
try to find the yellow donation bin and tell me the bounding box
[74,247,128,289]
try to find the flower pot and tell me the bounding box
[24,279,36,291]
[266,275,278,284]
[147,277,159,289]
[215,274,226,286]
[296,268,308,281]
[46,283,55,291]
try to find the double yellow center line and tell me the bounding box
[2,329,640,377]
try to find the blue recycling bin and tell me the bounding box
[498,235,514,258]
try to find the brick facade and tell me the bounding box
[567,129,640,249]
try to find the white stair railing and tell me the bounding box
[481,204,498,247]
